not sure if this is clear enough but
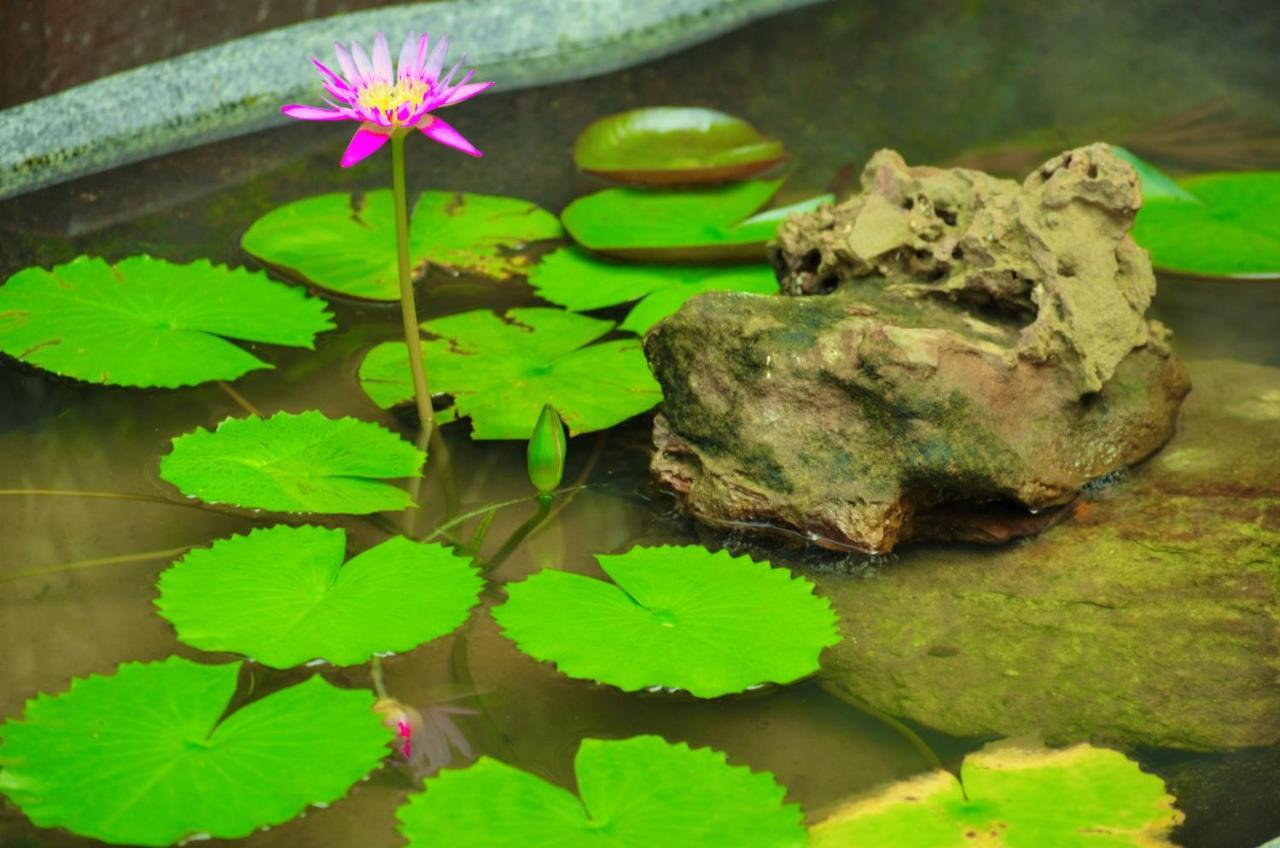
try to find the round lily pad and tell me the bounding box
[241,190,564,301]
[357,307,662,440]
[397,735,805,847]
[156,525,483,668]
[160,410,425,513]
[0,657,389,847]
[809,743,1183,847]
[491,545,840,697]
[1112,147,1280,279]
[0,255,332,387]
[573,107,786,185]
[528,246,779,333]
[562,181,829,261]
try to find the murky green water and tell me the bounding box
[2,1,1279,845]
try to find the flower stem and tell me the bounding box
[370,656,390,700]
[2,545,195,584]
[390,131,434,442]
[480,494,555,574]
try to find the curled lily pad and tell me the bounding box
[358,307,661,440]
[397,735,806,847]
[809,742,1183,847]
[1112,146,1280,279]
[562,181,830,261]
[528,247,778,333]
[0,657,388,847]
[160,410,425,513]
[241,190,563,300]
[0,255,332,387]
[492,545,840,697]
[156,525,483,668]
[574,107,786,185]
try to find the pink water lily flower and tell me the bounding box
[283,31,493,167]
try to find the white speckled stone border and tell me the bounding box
[0,0,822,200]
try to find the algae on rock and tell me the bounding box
[646,144,1189,553]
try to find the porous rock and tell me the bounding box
[645,144,1190,553]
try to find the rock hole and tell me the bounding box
[902,197,915,210]
[1057,258,1076,277]
[800,248,822,273]
[952,246,964,260]
[1087,163,1099,179]
[819,276,839,294]
[937,207,957,226]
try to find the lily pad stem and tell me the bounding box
[480,494,555,573]
[2,544,195,584]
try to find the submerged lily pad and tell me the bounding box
[491,545,840,697]
[1111,147,1280,278]
[160,410,424,513]
[156,525,482,668]
[810,743,1182,848]
[563,180,831,261]
[573,107,786,185]
[358,307,661,440]
[241,190,563,300]
[0,255,332,387]
[528,247,779,333]
[0,657,388,847]
[397,735,805,847]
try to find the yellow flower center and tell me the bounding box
[356,78,430,121]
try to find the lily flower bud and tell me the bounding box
[527,403,566,499]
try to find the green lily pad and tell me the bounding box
[809,743,1183,847]
[160,410,424,513]
[241,190,563,301]
[491,545,840,697]
[357,307,662,440]
[528,247,779,333]
[573,107,786,185]
[156,525,482,668]
[562,180,831,261]
[0,657,389,847]
[1110,147,1280,279]
[0,255,332,387]
[397,735,805,847]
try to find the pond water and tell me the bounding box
[2,1,1279,846]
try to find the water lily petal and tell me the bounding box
[443,80,493,107]
[311,58,352,93]
[350,40,374,83]
[418,115,482,157]
[413,33,431,76]
[424,35,450,82]
[397,32,417,79]
[371,32,393,81]
[341,126,391,167]
[333,42,359,84]
[281,104,351,121]
[438,54,466,90]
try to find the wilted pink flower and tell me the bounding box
[283,31,492,167]
[373,696,478,776]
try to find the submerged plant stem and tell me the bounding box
[2,545,195,584]
[390,131,435,444]
[216,381,263,417]
[419,485,586,544]
[0,488,243,518]
[480,495,554,573]
[370,656,390,700]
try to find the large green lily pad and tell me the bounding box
[527,247,779,333]
[492,545,840,697]
[156,525,482,667]
[160,410,425,513]
[0,657,389,847]
[0,255,332,387]
[562,180,829,261]
[357,307,662,439]
[573,107,786,185]
[1111,147,1280,278]
[397,735,805,847]
[241,190,563,300]
[810,743,1182,847]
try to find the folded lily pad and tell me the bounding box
[0,255,332,387]
[156,525,483,667]
[241,190,563,300]
[528,247,778,333]
[492,545,840,697]
[0,657,388,847]
[358,307,661,440]
[160,410,425,513]
[397,735,805,847]
[573,107,786,185]
[809,742,1183,847]
[563,180,832,261]
[1112,146,1280,279]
